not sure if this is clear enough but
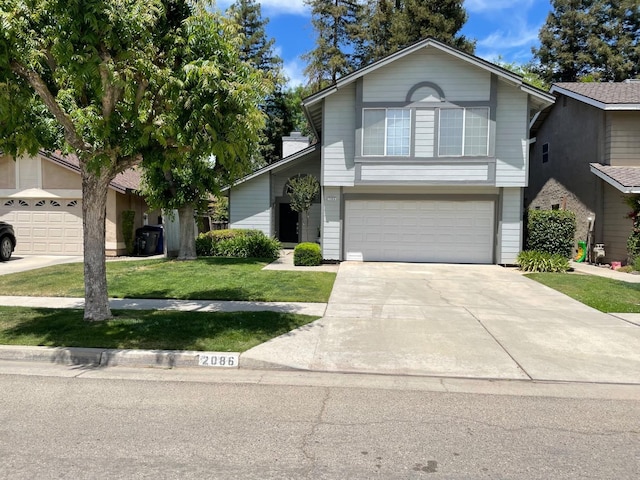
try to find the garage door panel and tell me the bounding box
[0,199,83,255]
[345,199,494,264]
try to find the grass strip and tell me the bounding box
[0,306,319,352]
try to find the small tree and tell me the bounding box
[286,175,320,242]
[625,195,640,261]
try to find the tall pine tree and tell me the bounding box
[533,0,640,83]
[228,0,299,163]
[305,0,474,90]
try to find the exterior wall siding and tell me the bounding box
[362,48,491,102]
[495,83,528,186]
[603,183,632,263]
[322,186,341,260]
[359,163,490,182]
[606,111,640,166]
[229,174,271,236]
[323,84,356,186]
[414,109,435,157]
[0,155,16,189]
[527,95,605,244]
[498,187,523,264]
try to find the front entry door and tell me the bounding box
[278,203,299,243]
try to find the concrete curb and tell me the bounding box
[0,345,244,369]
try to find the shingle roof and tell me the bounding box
[42,150,142,193]
[554,82,640,105]
[590,163,640,192]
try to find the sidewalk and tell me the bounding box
[571,260,640,283]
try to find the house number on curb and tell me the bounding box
[198,352,240,368]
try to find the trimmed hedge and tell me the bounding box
[294,242,322,266]
[517,250,570,273]
[525,209,576,258]
[196,229,281,258]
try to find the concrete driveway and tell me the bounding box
[0,255,83,275]
[243,262,640,383]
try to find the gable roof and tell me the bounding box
[41,150,142,194]
[302,37,555,137]
[551,82,640,110]
[221,144,319,192]
[590,163,640,194]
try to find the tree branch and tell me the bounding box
[10,61,90,152]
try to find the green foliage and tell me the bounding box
[492,57,549,90]
[517,251,570,273]
[121,210,136,256]
[304,0,474,90]
[526,209,577,258]
[294,242,322,266]
[625,194,640,260]
[210,196,229,223]
[196,229,281,258]
[286,174,320,241]
[633,256,640,272]
[532,0,640,83]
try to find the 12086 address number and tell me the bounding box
[198,353,240,368]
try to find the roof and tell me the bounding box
[41,150,142,194]
[302,37,555,137]
[590,163,640,194]
[551,82,640,110]
[222,144,320,192]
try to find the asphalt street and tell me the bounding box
[1,365,639,480]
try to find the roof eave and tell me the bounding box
[551,85,640,111]
[590,164,640,194]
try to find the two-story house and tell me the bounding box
[227,38,554,264]
[528,81,640,263]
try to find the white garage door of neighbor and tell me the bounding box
[345,199,495,263]
[0,198,83,255]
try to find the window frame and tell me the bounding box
[437,107,490,157]
[362,108,411,157]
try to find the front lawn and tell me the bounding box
[527,272,640,313]
[0,306,318,351]
[0,257,335,303]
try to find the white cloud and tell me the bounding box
[282,58,306,88]
[216,0,309,17]
[474,10,542,64]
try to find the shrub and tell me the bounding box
[517,250,570,273]
[633,256,640,272]
[294,242,322,266]
[195,229,281,258]
[525,209,576,258]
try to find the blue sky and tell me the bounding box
[215,0,552,86]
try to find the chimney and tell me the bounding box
[282,131,309,158]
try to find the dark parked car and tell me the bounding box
[0,221,16,261]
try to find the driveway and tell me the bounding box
[243,262,640,383]
[0,255,83,275]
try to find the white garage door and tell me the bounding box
[345,199,494,263]
[0,198,83,255]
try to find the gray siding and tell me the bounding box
[603,183,632,262]
[271,157,321,201]
[359,163,490,182]
[229,174,271,236]
[323,84,356,186]
[322,186,341,260]
[495,83,528,186]
[498,187,523,264]
[606,111,640,166]
[362,47,491,102]
[414,109,435,157]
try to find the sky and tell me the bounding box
[215,0,552,87]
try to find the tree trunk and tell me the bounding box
[177,204,197,260]
[81,164,113,321]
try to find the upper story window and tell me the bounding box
[438,107,489,157]
[542,143,549,163]
[363,108,410,156]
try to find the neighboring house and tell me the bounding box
[528,81,640,263]
[227,38,554,264]
[0,150,154,256]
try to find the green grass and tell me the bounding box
[527,272,640,313]
[0,257,335,302]
[0,306,318,351]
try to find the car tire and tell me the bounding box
[0,235,13,261]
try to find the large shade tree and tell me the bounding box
[0,0,266,320]
[533,0,640,83]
